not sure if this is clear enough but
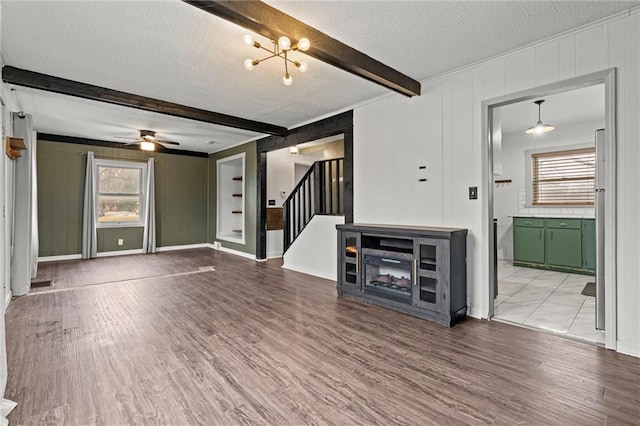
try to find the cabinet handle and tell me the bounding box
[538,230,542,240]
[413,259,418,286]
[550,230,553,241]
[525,221,532,225]
[356,251,360,274]
[559,222,567,227]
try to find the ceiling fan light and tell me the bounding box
[283,73,293,86]
[140,141,155,151]
[278,36,291,50]
[297,37,310,51]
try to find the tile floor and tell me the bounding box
[494,260,605,345]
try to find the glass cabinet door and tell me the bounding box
[340,231,361,291]
[412,238,446,313]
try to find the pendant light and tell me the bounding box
[526,100,555,134]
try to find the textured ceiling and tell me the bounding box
[1,0,637,153]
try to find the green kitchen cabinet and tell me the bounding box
[513,226,544,264]
[512,216,595,275]
[582,219,596,270]
[545,228,582,268]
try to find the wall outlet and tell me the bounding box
[117,238,124,246]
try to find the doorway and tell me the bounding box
[484,69,617,349]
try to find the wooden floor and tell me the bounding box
[5,249,640,425]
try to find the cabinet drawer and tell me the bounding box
[513,217,544,228]
[545,218,581,229]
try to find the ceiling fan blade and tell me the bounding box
[156,139,180,146]
[114,136,139,140]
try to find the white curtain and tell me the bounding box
[81,152,97,259]
[142,158,156,253]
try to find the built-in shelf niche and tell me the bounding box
[217,153,245,244]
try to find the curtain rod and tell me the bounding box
[79,152,155,162]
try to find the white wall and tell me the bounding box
[354,10,640,357]
[495,119,603,260]
[266,148,322,258]
[266,148,318,205]
[282,215,344,280]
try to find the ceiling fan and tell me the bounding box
[116,130,180,151]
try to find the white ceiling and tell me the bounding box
[499,84,605,135]
[1,0,637,154]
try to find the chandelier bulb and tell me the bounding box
[244,59,255,70]
[283,73,293,86]
[243,34,254,46]
[297,38,310,51]
[298,61,308,72]
[278,36,291,50]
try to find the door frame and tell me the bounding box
[482,68,617,350]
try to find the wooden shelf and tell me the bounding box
[232,210,242,214]
[232,229,243,234]
[232,176,243,181]
[232,193,243,197]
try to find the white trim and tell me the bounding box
[38,254,82,262]
[482,69,618,350]
[155,243,209,252]
[4,290,11,312]
[280,263,333,281]
[267,252,283,259]
[96,249,144,258]
[216,152,246,245]
[469,307,483,320]
[617,340,640,358]
[0,399,17,421]
[208,243,256,260]
[94,158,148,229]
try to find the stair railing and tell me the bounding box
[283,157,344,252]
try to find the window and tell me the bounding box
[532,147,595,206]
[95,159,147,227]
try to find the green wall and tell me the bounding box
[208,142,257,256]
[37,139,208,256]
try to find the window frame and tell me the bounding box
[525,144,595,207]
[94,158,147,229]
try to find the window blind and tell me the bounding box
[532,147,595,206]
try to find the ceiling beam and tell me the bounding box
[182,0,421,97]
[2,66,289,136]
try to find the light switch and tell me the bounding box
[469,187,478,200]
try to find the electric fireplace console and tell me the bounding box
[336,224,468,327]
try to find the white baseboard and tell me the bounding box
[207,243,256,260]
[156,243,209,252]
[617,340,640,358]
[38,254,82,262]
[281,263,335,281]
[0,399,16,422]
[4,291,11,312]
[469,307,484,320]
[267,251,283,259]
[96,249,143,258]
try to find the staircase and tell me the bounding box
[283,157,344,252]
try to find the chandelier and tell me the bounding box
[243,34,310,86]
